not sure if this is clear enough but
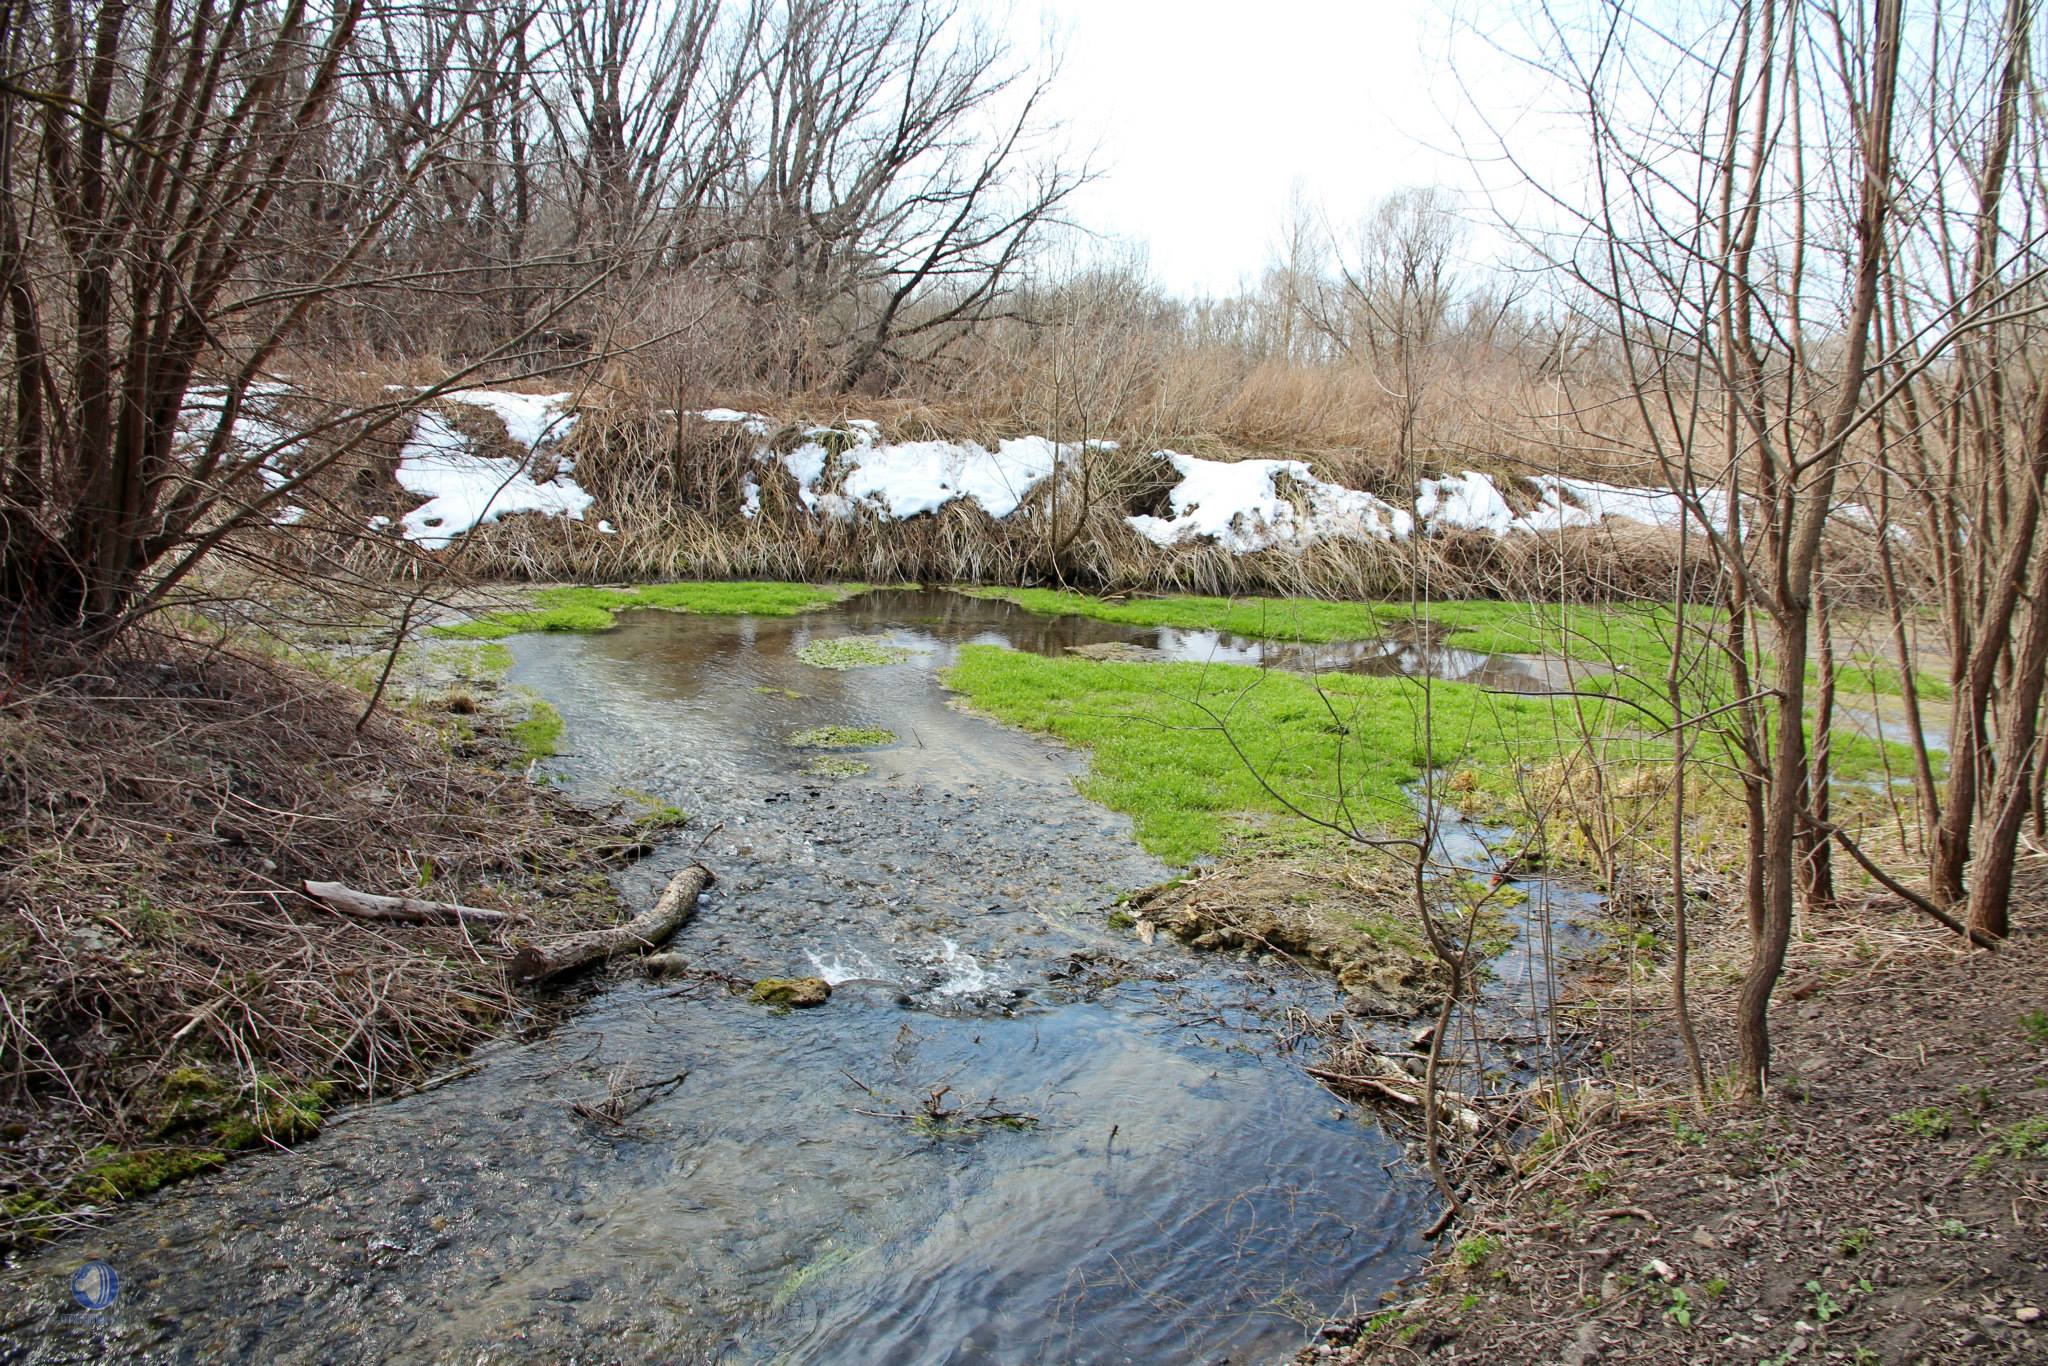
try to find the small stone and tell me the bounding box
[1646,1258,1678,1282]
[1561,1322,1602,1366]
[1692,1227,1720,1249]
[2019,1307,2043,1325]
[1600,1272,1624,1304]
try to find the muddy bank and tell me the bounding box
[1124,850,1446,1017]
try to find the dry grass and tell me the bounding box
[0,627,635,1235]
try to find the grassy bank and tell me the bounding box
[440,580,869,639]
[946,645,1612,864]
[946,615,1915,869]
[0,630,646,1245]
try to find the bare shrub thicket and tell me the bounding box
[1490,0,2048,1098]
[0,0,1082,639]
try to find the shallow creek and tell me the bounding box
[2,589,1592,1365]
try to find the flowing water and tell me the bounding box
[1,589,1593,1365]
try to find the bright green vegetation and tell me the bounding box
[1892,1105,1951,1139]
[804,756,872,777]
[2021,1008,2048,1044]
[787,725,895,749]
[796,637,914,670]
[441,581,866,639]
[945,645,1612,864]
[946,640,1909,867]
[1973,1116,2048,1172]
[1453,1234,1499,1269]
[967,587,1947,703]
[510,697,564,761]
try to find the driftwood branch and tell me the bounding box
[1306,1055,1483,1134]
[509,863,714,984]
[303,880,525,927]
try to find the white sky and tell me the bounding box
[999,0,1571,297]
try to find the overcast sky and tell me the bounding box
[998,0,1568,297]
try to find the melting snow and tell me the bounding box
[1417,470,1518,537]
[394,411,593,550]
[442,390,577,451]
[200,383,1880,553]
[1126,453,1410,552]
[778,426,1075,521]
[698,408,774,434]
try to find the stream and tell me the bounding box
[1,589,1593,1365]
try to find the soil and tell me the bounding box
[1307,901,2048,1366]
[1124,843,1447,1017]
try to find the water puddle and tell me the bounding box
[1,589,1600,1364]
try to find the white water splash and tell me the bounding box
[804,946,885,986]
[926,939,1000,998]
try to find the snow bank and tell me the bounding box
[394,411,593,550]
[442,390,577,451]
[777,425,1076,521]
[1126,453,1410,552]
[1416,470,1519,536]
[208,383,1888,554]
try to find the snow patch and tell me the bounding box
[1126,452,1409,552]
[775,429,1072,521]
[1417,470,1518,537]
[394,411,594,550]
[442,390,577,452]
[697,408,774,434]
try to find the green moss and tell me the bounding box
[510,698,564,761]
[787,725,895,749]
[440,582,867,639]
[804,756,872,777]
[795,637,914,670]
[750,977,832,1008]
[69,1144,229,1204]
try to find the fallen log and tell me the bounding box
[303,880,525,927]
[509,863,714,985]
[1305,1056,1484,1134]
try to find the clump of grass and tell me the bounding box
[796,637,913,670]
[1973,1116,2048,1172]
[2020,1008,2048,1044]
[1892,1106,1951,1139]
[787,725,896,748]
[509,698,564,761]
[804,756,873,777]
[441,581,866,639]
